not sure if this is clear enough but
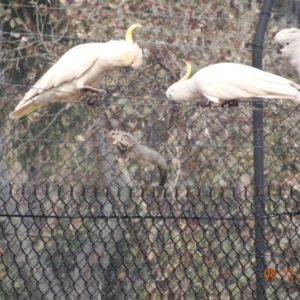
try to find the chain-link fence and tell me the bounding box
[1,184,300,299]
[1,1,300,299]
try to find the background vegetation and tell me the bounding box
[0,0,300,299]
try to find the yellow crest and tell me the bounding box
[180,61,192,81]
[125,23,142,42]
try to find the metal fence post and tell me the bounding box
[252,1,274,299]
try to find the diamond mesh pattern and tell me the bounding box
[0,1,300,299]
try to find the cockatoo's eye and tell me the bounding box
[286,42,290,45]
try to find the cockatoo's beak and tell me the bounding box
[121,66,132,74]
[275,44,283,54]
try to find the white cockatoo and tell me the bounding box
[10,24,143,120]
[166,62,300,104]
[274,28,300,76]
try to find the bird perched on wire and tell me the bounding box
[166,61,300,105]
[107,130,168,186]
[274,28,300,76]
[10,24,143,120]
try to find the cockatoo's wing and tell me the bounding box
[195,63,300,102]
[15,43,103,110]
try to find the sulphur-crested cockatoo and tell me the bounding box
[166,62,300,104]
[274,28,300,76]
[10,24,143,120]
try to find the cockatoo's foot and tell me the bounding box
[77,86,106,106]
[77,86,106,94]
[221,100,239,108]
[196,100,211,108]
[86,93,100,106]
